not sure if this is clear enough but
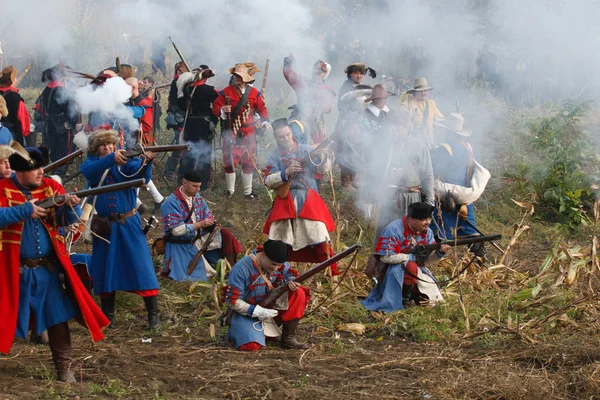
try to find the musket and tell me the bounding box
[14,63,32,88]
[260,59,270,98]
[123,143,190,158]
[185,225,220,275]
[259,243,361,308]
[410,234,502,266]
[168,37,191,73]
[35,178,145,209]
[153,82,172,90]
[44,149,85,174]
[275,132,338,199]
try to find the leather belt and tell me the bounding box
[20,257,57,272]
[106,209,137,224]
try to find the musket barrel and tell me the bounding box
[36,178,145,209]
[44,149,85,173]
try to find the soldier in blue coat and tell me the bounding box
[81,129,161,329]
[222,240,310,351]
[360,203,450,312]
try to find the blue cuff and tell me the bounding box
[247,305,256,317]
[280,170,288,182]
[436,250,446,258]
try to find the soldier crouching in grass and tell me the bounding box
[221,240,310,351]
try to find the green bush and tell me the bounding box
[505,100,597,227]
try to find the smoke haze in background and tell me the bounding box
[1,0,599,136]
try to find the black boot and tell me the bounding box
[280,319,308,350]
[47,322,76,383]
[402,284,415,307]
[143,296,161,330]
[100,292,116,328]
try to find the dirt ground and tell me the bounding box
[3,320,600,400]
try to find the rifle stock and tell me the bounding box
[35,178,145,209]
[44,149,85,174]
[259,243,361,308]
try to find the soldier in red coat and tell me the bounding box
[0,146,110,382]
[212,64,270,199]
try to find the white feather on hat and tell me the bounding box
[0,144,13,160]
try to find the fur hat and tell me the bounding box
[0,145,13,160]
[87,130,119,154]
[0,95,8,118]
[345,63,377,79]
[263,239,290,264]
[407,202,434,220]
[9,146,49,171]
[0,66,18,88]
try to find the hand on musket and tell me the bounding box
[221,105,232,114]
[63,193,81,207]
[114,149,127,165]
[143,150,155,163]
[193,216,216,230]
[285,160,302,180]
[287,281,300,292]
[439,244,452,253]
[29,200,49,219]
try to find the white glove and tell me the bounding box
[251,305,278,321]
[380,252,411,265]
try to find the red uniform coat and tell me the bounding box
[212,85,268,138]
[0,178,110,354]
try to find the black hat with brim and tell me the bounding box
[9,147,49,172]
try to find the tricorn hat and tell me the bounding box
[434,113,472,137]
[407,202,434,220]
[0,66,18,88]
[407,77,433,94]
[263,239,290,264]
[364,84,395,102]
[9,146,49,172]
[228,63,255,83]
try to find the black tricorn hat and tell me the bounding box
[263,239,290,264]
[407,202,434,220]
[9,146,50,172]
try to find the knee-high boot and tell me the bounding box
[143,296,161,330]
[280,319,309,350]
[47,322,76,383]
[100,292,116,327]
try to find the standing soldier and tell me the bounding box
[80,130,161,330]
[400,77,444,148]
[164,62,189,181]
[0,66,31,145]
[0,146,109,381]
[283,54,336,145]
[176,65,219,187]
[212,64,270,199]
[34,64,79,178]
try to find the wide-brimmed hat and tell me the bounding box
[0,66,18,88]
[228,63,255,83]
[364,84,395,102]
[407,77,433,94]
[228,62,261,77]
[434,113,472,137]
